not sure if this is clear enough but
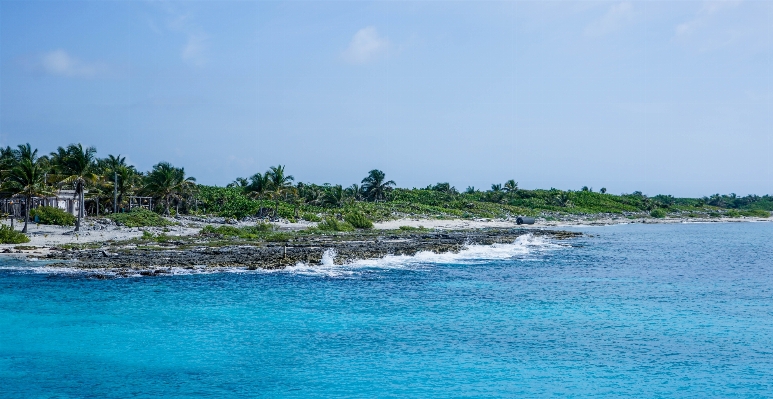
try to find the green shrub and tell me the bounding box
[301,213,321,222]
[398,225,427,232]
[109,208,174,227]
[316,217,354,232]
[0,225,30,244]
[200,223,276,239]
[344,211,373,229]
[29,206,76,226]
[650,209,667,218]
[725,210,741,218]
[740,209,770,218]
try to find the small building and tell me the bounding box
[2,190,83,218]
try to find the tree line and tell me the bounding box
[0,143,194,233]
[3,142,771,233]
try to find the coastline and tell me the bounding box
[4,213,769,248]
[2,214,769,273]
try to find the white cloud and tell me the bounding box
[342,26,390,64]
[181,33,209,66]
[584,2,634,37]
[675,0,742,37]
[146,3,209,66]
[24,49,105,78]
[671,1,769,52]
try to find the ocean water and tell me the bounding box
[1,222,772,398]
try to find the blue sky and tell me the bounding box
[1,1,771,197]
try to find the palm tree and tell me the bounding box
[143,162,196,216]
[113,165,139,211]
[265,165,294,217]
[320,185,345,208]
[553,192,573,208]
[50,144,99,231]
[245,172,271,198]
[344,184,363,201]
[504,180,518,194]
[361,169,395,202]
[2,144,52,233]
[103,154,126,170]
[0,146,15,171]
[98,154,137,213]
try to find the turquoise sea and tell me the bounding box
[2,222,772,398]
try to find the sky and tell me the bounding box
[1,1,771,197]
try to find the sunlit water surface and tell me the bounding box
[2,223,772,398]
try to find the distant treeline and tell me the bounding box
[3,143,771,231]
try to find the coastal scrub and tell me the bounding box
[29,206,76,226]
[0,225,30,244]
[109,208,175,227]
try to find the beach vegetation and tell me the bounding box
[398,225,428,232]
[0,225,30,244]
[361,169,395,202]
[316,217,355,232]
[301,213,321,222]
[344,211,373,229]
[143,162,196,216]
[110,208,174,227]
[650,209,667,218]
[1,143,53,233]
[29,206,76,226]
[49,144,100,231]
[4,142,773,229]
[740,209,769,218]
[199,223,290,241]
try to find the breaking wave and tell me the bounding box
[0,234,564,279]
[278,233,563,277]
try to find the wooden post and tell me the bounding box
[114,171,118,214]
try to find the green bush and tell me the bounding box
[344,211,373,229]
[0,225,30,244]
[109,208,174,227]
[200,223,276,239]
[316,217,354,232]
[725,210,741,218]
[740,209,770,218]
[650,209,667,218]
[398,225,428,232]
[301,213,321,222]
[29,206,75,226]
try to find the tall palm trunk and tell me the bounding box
[22,194,30,233]
[165,194,171,216]
[75,182,82,232]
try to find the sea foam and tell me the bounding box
[0,233,562,278]
[278,233,562,277]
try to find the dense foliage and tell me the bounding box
[109,208,175,227]
[2,142,771,226]
[344,211,373,229]
[29,206,76,226]
[200,224,290,241]
[316,217,355,232]
[0,225,30,244]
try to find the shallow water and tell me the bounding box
[2,223,772,398]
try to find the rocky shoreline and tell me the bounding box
[42,228,581,276]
